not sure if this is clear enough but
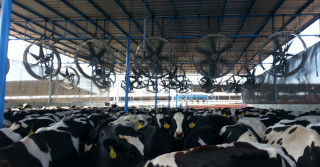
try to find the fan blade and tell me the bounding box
[30,61,41,67]
[132,67,138,76]
[155,40,164,57]
[39,44,45,58]
[273,38,282,51]
[145,43,155,56]
[87,42,96,57]
[218,43,232,55]
[173,66,178,75]
[245,67,251,75]
[252,68,256,75]
[30,53,40,60]
[284,40,293,52]
[65,68,69,76]
[209,37,217,53]
[96,48,106,59]
[59,72,67,78]
[196,46,211,56]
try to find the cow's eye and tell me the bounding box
[126,119,130,121]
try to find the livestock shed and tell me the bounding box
[1,0,320,167]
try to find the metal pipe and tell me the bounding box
[155,78,158,108]
[124,38,131,112]
[0,0,12,128]
[168,88,171,108]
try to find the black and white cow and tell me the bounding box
[264,124,320,167]
[220,124,260,143]
[0,116,57,148]
[0,116,93,167]
[236,117,267,140]
[138,142,296,167]
[277,115,320,127]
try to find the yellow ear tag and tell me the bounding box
[240,112,245,116]
[137,123,143,130]
[222,113,227,117]
[28,126,34,135]
[189,122,195,129]
[110,146,116,159]
[163,122,170,129]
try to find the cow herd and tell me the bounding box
[1,105,320,167]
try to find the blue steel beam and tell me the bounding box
[279,0,314,31]
[124,38,131,112]
[60,0,120,42]
[10,11,79,48]
[32,0,129,62]
[113,0,144,34]
[86,0,139,45]
[169,0,178,17]
[141,0,162,33]
[238,0,286,60]
[33,0,94,37]
[0,0,12,128]
[60,0,137,57]
[220,0,229,31]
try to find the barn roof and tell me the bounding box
[6,0,320,75]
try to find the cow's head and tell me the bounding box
[109,114,150,131]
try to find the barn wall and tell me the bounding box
[243,42,320,104]
[5,59,109,107]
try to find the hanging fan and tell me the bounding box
[193,34,237,79]
[175,75,193,93]
[121,79,135,93]
[199,77,221,93]
[241,65,266,90]
[221,76,244,93]
[135,37,177,79]
[93,70,116,90]
[130,67,147,89]
[75,39,115,79]
[259,31,307,77]
[145,78,162,93]
[6,59,9,75]
[23,41,61,80]
[56,66,80,89]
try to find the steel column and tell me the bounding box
[155,78,158,109]
[124,38,131,112]
[0,0,12,128]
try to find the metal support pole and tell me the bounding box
[168,88,171,108]
[48,58,53,103]
[176,92,178,107]
[124,38,131,112]
[0,0,13,128]
[155,78,158,108]
[273,76,278,104]
[207,96,209,105]
[241,94,244,108]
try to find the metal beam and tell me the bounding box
[220,0,229,31]
[10,11,78,49]
[124,38,131,112]
[0,0,12,128]
[169,0,178,17]
[141,0,162,33]
[113,0,144,34]
[60,0,136,57]
[86,0,139,45]
[32,0,94,37]
[279,0,314,31]
[238,0,286,60]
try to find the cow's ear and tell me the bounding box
[137,120,145,130]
